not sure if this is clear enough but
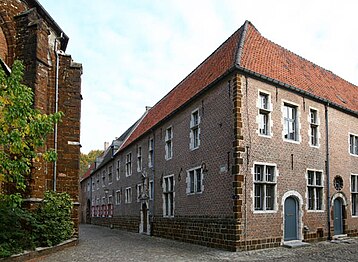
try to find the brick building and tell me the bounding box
[0,0,82,231]
[80,21,357,251]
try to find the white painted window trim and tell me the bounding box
[189,108,201,150]
[162,174,175,217]
[281,100,301,144]
[137,183,142,202]
[305,168,325,212]
[108,165,113,184]
[137,146,142,172]
[125,152,132,177]
[116,160,120,180]
[256,90,273,138]
[125,187,132,204]
[348,132,358,157]
[115,190,121,205]
[351,173,358,217]
[308,107,320,148]
[252,161,278,213]
[165,126,173,160]
[186,166,204,195]
[149,180,154,200]
[148,138,154,168]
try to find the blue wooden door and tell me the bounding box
[334,198,343,235]
[284,197,298,241]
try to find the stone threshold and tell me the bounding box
[283,240,310,248]
[0,238,78,261]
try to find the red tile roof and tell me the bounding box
[240,22,358,112]
[121,21,358,150]
[81,162,95,182]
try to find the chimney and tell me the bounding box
[104,141,109,150]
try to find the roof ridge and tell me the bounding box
[235,20,249,66]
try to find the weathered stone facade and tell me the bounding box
[0,0,82,232]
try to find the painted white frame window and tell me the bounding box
[102,170,106,187]
[349,134,358,156]
[163,175,174,217]
[165,126,173,160]
[115,190,121,205]
[352,174,358,216]
[283,103,298,141]
[137,146,142,172]
[258,92,271,136]
[116,160,120,180]
[125,187,132,204]
[137,183,143,202]
[125,153,132,177]
[108,165,113,184]
[149,180,154,200]
[309,108,319,147]
[254,164,276,211]
[190,109,200,150]
[307,170,323,210]
[186,167,203,194]
[96,174,99,190]
[148,138,154,168]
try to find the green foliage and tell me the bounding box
[34,191,74,247]
[80,149,103,177]
[0,191,74,258]
[0,60,63,193]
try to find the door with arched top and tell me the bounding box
[284,197,298,241]
[334,198,343,235]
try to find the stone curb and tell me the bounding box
[0,238,78,262]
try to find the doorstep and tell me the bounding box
[283,240,310,248]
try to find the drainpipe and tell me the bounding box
[325,103,331,240]
[53,32,63,192]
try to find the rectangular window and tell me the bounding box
[137,146,142,172]
[116,160,120,180]
[190,109,200,150]
[87,182,90,192]
[349,134,358,155]
[258,92,271,136]
[163,175,174,217]
[187,167,203,194]
[309,109,319,146]
[125,187,132,204]
[352,175,358,216]
[125,153,132,177]
[254,164,276,211]
[148,138,154,168]
[149,180,154,200]
[92,181,95,191]
[307,170,323,210]
[165,127,173,160]
[102,170,106,187]
[137,183,142,202]
[115,190,121,205]
[108,165,113,184]
[96,175,99,190]
[283,103,298,141]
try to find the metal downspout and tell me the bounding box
[53,33,63,191]
[325,104,331,240]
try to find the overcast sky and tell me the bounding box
[40,0,358,153]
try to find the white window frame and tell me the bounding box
[306,169,324,212]
[149,180,154,200]
[137,146,142,172]
[162,174,174,217]
[282,101,301,144]
[257,91,272,137]
[186,166,204,195]
[349,133,358,157]
[148,138,154,168]
[125,187,132,204]
[115,190,121,205]
[189,108,201,150]
[137,183,143,202]
[308,107,320,148]
[253,162,278,213]
[116,160,120,180]
[125,152,132,177]
[108,165,113,184]
[102,170,106,187]
[351,174,358,217]
[165,126,173,160]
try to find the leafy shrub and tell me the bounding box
[34,191,74,247]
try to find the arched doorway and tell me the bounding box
[140,201,150,235]
[333,198,344,235]
[284,197,298,241]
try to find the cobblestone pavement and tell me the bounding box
[40,224,358,262]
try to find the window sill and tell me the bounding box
[283,138,300,144]
[253,210,277,214]
[190,146,199,151]
[258,134,272,138]
[349,153,358,158]
[307,209,325,213]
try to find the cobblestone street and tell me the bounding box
[40,224,358,262]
